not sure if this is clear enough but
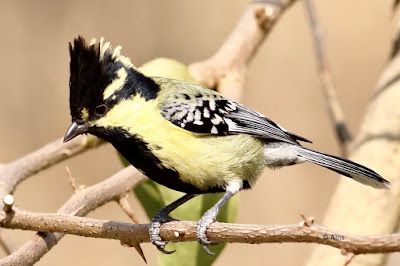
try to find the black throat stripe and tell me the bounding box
[89,126,247,194]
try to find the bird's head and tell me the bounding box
[64,36,158,143]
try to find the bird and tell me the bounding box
[64,36,391,255]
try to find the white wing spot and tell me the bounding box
[211,117,220,125]
[194,109,202,121]
[193,120,204,125]
[211,114,224,125]
[186,111,194,122]
[204,107,210,118]
[209,100,216,111]
[211,125,218,134]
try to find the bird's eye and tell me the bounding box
[94,104,107,116]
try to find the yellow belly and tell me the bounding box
[153,131,265,190]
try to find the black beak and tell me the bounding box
[63,122,89,143]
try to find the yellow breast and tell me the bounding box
[95,95,266,190]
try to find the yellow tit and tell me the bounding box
[64,36,391,255]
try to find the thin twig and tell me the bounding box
[2,210,400,255]
[66,166,85,193]
[118,194,140,225]
[303,0,351,155]
[298,212,315,227]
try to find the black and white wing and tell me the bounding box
[160,92,311,145]
[225,103,311,144]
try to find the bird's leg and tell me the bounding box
[150,193,196,254]
[197,181,241,255]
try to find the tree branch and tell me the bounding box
[303,0,351,155]
[189,0,297,101]
[3,210,400,255]
[0,135,104,196]
[0,167,146,265]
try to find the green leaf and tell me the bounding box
[118,58,239,265]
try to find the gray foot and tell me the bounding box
[150,212,178,254]
[197,207,219,255]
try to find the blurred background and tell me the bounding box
[0,0,396,265]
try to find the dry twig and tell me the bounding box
[118,194,140,225]
[303,0,351,155]
[66,166,86,192]
[298,212,315,227]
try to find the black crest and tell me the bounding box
[68,36,120,122]
[68,36,160,122]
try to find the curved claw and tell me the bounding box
[198,232,218,256]
[151,235,175,254]
[197,208,220,255]
[201,245,215,256]
[157,244,176,255]
[150,215,178,254]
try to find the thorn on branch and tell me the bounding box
[298,212,315,227]
[118,194,146,262]
[3,195,14,213]
[120,242,147,264]
[65,166,85,193]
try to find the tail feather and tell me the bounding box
[298,148,391,189]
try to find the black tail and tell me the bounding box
[298,148,391,189]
